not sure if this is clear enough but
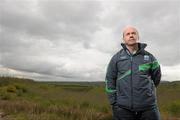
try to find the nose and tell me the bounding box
[130,34,134,38]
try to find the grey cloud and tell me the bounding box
[0,53,80,80]
[0,0,103,81]
[39,0,103,47]
[0,0,180,81]
[0,4,61,40]
[0,0,102,42]
[100,1,180,66]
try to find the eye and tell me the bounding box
[126,33,130,36]
[132,32,136,35]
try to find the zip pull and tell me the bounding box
[130,56,133,61]
[126,50,131,56]
[135,112,138,115]
[126,50,133,61]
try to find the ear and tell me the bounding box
[122,37,125,43]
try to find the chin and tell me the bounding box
[127,42,137,46]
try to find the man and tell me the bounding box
[105,26,161,120]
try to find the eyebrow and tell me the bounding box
[122,28,139,38]
[125,31,136,35]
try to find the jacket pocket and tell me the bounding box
[139,74,154,97]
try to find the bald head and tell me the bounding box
[122,26,139,46]
[122,26,139,38]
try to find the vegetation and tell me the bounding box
[0,77,179,120]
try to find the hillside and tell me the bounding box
[0,77,179,120]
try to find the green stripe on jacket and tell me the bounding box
[105,70,131,93]
[139,60,160,71]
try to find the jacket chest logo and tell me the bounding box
[120,56,127,59]
[144,55,149,61]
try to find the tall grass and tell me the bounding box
[0,100,112,120]
[0,77,179,120]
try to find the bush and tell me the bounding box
[14,84,27,93]
[6,85,17,93]
[168,101,180,116]
[0,79,9,86]
[0,92,12,100]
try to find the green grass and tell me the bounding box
[0,77,179,120]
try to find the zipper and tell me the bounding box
[126,49,134,109]
[130,56,133,109]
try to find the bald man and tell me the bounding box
[105,26,161,120]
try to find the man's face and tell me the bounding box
[123,27,139,46]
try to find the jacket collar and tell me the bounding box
[121,42,147,55]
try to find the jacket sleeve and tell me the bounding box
[150,55,161,87]
[105,55,117,105]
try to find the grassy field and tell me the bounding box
[0,77,179,120]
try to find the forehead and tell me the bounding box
[124,27,138,34]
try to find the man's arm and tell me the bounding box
[105,55,117,105]
[150,55,161,87]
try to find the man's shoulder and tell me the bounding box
[114,49,124,55]
[142,50,157,60]
[143,50,153,56]
[111,49,125,60]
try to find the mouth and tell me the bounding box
[130,38,135,40]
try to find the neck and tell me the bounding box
[126,44,138,54]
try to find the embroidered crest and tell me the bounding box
[144,55,149,61]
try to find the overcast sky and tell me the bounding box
[0,0,180,81]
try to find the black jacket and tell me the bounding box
[105,43,161,111]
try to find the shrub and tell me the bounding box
[0,79,9,86]
[14,84,27,93]
[6,85,17,93]
[168,101,180,117]
[0,92,12,100]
